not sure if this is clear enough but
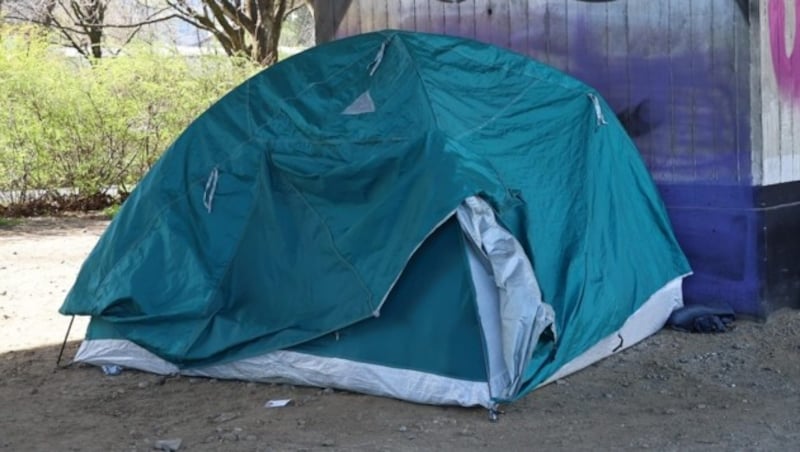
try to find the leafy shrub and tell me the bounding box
[0,25,259,214]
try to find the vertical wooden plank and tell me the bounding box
[760,0,782,184]
[456,0,476,38]
[359,0,373,33]
[523,0,544,61]
[687,0,702,180]
[780,101,794,183]
[337,0,353,37]
[738,0,756,183]
[569,0,591,81]
[340,0,361,36]
[792,103,800,183]
[372,0,388,31]
[696,0,719,182]
[603,0,628,111]
[712,0,742,183]
[666,0,687,182]
[488,0,511,50]
[648,1,671,174]
[413,0,430,32]
[436,0,449,35]
[472,0,492,44]
[387,0,402,30]
[742,0,759,184]
[527,0,546,61]
[563,0,571,74]
[624,0,641,161]
[545,0,568,72]
[703,0,721,181]
[397,0,415,31]
[508,0,528,55]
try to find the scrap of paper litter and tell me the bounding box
[264,399,293,408]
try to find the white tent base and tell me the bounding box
[72,276,685,408]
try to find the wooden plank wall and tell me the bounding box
[759,0,800,185]
[314,0,754,186]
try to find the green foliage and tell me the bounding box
[0,217,21,228]
[0,25,259,210]
[102,202,121,219]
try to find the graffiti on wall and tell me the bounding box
[769,0,800,100]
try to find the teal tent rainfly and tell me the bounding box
[61,30,691,410]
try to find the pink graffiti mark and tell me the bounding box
[769,0,800,99]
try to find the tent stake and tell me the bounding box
[56,315,75,368]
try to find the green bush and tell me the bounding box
[0,25,259,212]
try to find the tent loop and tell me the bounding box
[587,92,608,127]
[203,166,219,213]
[368,38,391,76]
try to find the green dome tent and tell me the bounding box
[61,30,690,410]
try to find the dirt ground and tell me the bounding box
[1,216,799,452]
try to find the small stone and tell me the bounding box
[696,404,707,410]
[212,412,239,424]
[245,435,257,441]
[220,432,238,442]
[604,393,613,399]
[138,381,150,389]
[398,426,408,432]
[322,387,334,395]
[663,409,677,415]
[321,439,335,447]
[555,379,568,386]
[153,438,182,451]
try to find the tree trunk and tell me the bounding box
[253,19,281,66]
[85,0,105,59]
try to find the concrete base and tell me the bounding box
[659,182,800,317]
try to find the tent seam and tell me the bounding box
[394,34,442,131]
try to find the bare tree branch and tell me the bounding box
[71,13,181,30]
